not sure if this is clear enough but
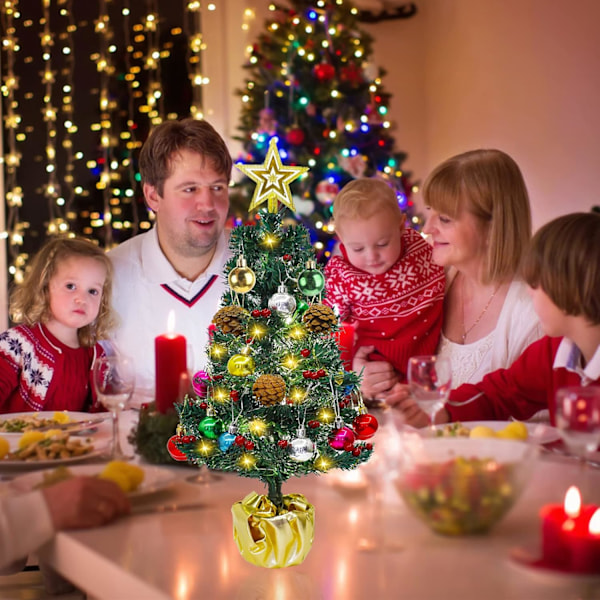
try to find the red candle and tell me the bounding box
[540,486,582,566]
[337,321,355,371]
[568,508,600,573]
[155,312,187,414]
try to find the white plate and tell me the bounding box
[412,421,561,444]
[0,447,104,471]
[9,463,178,498]
[0,411,106,438]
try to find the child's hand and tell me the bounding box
[353,346,399,399]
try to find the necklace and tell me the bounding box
[461,279,499,344]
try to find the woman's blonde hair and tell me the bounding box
[9,236,117,346]
[423,149,531,284]
[522,212,600,324]
[333,178,404,225]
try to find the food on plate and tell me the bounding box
[5,432,93,461]
[0,436,9,459]
[496,421,528,441]
[98,461,145,492]
[435,421,529,441]
[469,425,497,439]
[397,455,519,535]
[33,462,145,493]
[435,422,471,437]
[0,411,72,433]
[18,431,47,449]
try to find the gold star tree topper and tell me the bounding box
[236,138,309,213]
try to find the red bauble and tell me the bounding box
[353,413,379,440]
[313,62,335,81]
[300,349,310,358]
[166,435,188,461]
[286,127,305,146]
[340,63,363,86]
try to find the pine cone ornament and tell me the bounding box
[212,306,249,336]
[302,303,337,333]
[253,374,286,406]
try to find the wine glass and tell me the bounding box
[554,387,600,462]
[407,355,452,431]
[93,355,135,461]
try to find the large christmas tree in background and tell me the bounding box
[171,139,379,567]
[231,0,420,261]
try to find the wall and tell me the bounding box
[243,0,600,229]
[372,0,600,229]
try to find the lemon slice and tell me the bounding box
[498,421,529,440]
[19,430,46,449]
[469,425,497,439]
[0,436,9,459]
[52,411,71,424]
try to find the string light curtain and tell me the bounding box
[0,0,210,282]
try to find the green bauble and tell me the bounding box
[198,416,224,439]
[298,261,325,297]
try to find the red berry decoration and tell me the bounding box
[230,390,240,401]
[283,254,292,261]
[234,435,245,446]
[141,403,150,411]
[343,441,354,452]
[277,440,289,448]
[352,448,361,457]
[166,435,188,461]
[261,308,272,318]
[302,370,311,379]
[251,309,261,317]
[244,440,255,450]
[300,349,310,358]
[213,374,224,381]
[308,420,320,429]
[365,443,373,451]
[353,413,379,440]
[316,368,326,378]
[199,402,208,410]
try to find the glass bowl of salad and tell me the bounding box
[395,434,537,535]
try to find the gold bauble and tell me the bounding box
[228,256,256,294]
[227,354,256,377]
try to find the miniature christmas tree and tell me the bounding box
[231,0,420,259]
[170,139,378,567]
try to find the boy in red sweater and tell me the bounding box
[325,178,445,383]
[395,212,600,426]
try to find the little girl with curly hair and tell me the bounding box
[0,237,116,413]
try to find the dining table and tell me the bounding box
[2,409,600,600]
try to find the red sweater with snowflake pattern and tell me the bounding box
[325,228,445,381]
[0,323,104,413]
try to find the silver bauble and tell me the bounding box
[288,430,315,462]
[268,284,297,316]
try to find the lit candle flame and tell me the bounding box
[167,310,176,334]
[589,509,600,535]
[564,486,582,518]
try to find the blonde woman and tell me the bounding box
[356,150,543,415]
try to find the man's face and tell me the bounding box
[144,148,229,275]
